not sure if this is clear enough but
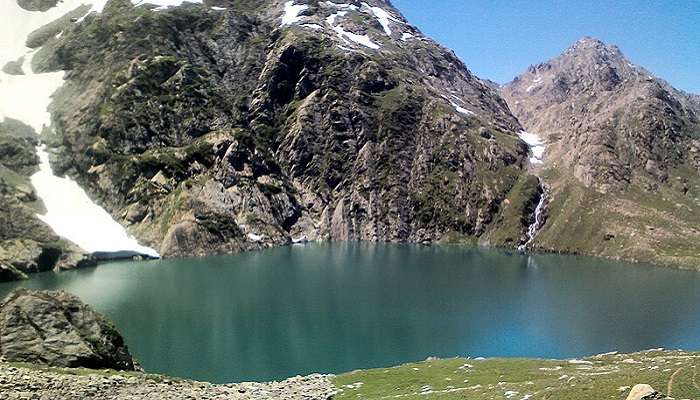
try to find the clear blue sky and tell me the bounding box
[392,0,700,94]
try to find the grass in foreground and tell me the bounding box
[333,350,700,399]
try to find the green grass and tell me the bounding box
[484,174,540,247]
[536,165,700,269]
[333,350,700,399]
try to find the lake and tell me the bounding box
[1,242,699,383]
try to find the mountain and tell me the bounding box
[24,0,536,258]
[502,37,700,268]
[4,1,697,273]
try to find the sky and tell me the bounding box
[392,0,700,94]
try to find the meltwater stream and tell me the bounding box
[2,243,700,383]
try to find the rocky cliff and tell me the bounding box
[31,0,534,258]
[502,37,700,268]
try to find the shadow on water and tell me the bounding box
[1,242,700,383]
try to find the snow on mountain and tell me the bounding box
[281,1,308,26]
[1,0,160,257]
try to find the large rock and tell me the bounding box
[0,289,136,370]
[625,384,665,400]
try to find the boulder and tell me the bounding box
[625,384,665,400]
[0,289,136,370]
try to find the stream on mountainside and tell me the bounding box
[1,242,700,383]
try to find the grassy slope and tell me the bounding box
[534,167,700,270]
[481,174,540,247]
[333,350,700,399]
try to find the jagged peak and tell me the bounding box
[563,37,624,59]
[571,36,606,49]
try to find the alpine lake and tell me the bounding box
[2,242,699,383]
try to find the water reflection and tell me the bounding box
[1,242,699,383]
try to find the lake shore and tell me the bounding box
[2,349,694,399]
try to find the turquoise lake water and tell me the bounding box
[1,243,699,383]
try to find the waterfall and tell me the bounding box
[518,184,547,251]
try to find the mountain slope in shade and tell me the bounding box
[501,37,700,268]
[28,0,535,258]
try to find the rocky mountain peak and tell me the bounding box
[567,36,618,53]
[502,37,700,192]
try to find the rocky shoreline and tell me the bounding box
[0,362,336,400]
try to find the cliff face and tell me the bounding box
[502,38,700,267]
[38,0,530,257]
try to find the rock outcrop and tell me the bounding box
[0,289,136,370]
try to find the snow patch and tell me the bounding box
[517,130,545,164]
[0,0,88,67]
[361,2,400,36]
[210,6,226,11]
[324,1,358,11]
[132,0,203,11]
[0,67,64,134]
[443,96,475,117]
[326,11,346,26]
[454,105,474,116]
[247,233,264,242]
[281,1,308,26]
[301,23,325,30]
[31,146,160,258]
[525,76,542,92]
[401,32,415,41]
[77,0,203,22]
[326,11,380,49]
[334,27,380,49]
[292,235,309,244]
[2,1,159,258]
